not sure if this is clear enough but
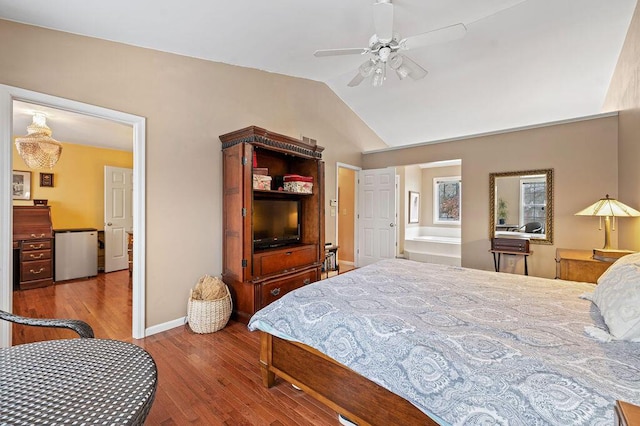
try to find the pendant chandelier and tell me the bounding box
[15,112,63,169]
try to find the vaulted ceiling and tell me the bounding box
[1,0,637,150]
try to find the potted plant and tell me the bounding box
[497,198,508,225]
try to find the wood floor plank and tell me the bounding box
[11,272,340,425]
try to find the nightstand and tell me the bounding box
[555,249,613,283]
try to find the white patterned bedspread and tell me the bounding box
[248,259,640,425]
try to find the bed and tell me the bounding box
[248,258,640,425]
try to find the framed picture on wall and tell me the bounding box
[408,191,420,223]
[12,170,31,200]
[40,172,54,187]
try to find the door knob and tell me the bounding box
[389,223,395,227]
[107,222,113,226]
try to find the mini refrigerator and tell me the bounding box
[54,229,98,281]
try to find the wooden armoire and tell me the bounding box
[219,126,325,323]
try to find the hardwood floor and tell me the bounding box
[11,272,341,425]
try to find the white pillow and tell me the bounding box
[591,261,640,341]
[596,251,640,285]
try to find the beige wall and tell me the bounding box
[495,176,520,226]
[399,164,422,254]
[363,116,620,278]
[604,2,640,251]
[0,20,386,328]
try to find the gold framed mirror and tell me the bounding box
[489,169,553,245]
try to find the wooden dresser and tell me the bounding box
[13,206,54,290]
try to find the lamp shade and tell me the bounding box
[575,194,640,250]
[574,195,640,217]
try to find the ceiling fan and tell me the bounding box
[314,0,467,87]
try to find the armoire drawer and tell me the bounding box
[260,268,318,307]
[255,245,317,276]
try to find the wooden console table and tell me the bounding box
[490,250,532,275]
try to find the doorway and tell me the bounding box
[336,163,360,268]
[0,85,147,346]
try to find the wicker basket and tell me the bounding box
[187,285,232,334]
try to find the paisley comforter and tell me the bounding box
[248,258,640,425]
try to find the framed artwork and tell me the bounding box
[12,170,31,200]
[408,191,420,223]
[40,172,54,187]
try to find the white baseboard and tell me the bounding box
[145,316,186,337]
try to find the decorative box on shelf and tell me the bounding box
[491,237,530,253]
[283,174,313,194]
[253,167,269,176]
[253,174,272,190]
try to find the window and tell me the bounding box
[433,176,461,224]
[520,177,546,226]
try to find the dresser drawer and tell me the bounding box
[21,249,52,262]
[255,245,318,276]
[260,268,318,307]
[21,259,53,282]
[20,239,52,251]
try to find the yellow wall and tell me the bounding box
[13,141,133,229]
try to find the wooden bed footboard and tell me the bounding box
[259,332,438,426]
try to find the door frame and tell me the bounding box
[0,85,147,346]
[335,162,361,267]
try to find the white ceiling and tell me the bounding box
[12,101,133,152]
[2,0,637,151]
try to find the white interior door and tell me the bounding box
[104,166,133,273]
[357,167,397,267]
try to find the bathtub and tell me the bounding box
[404,227,461,266]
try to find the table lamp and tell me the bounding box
[575,194,640,250]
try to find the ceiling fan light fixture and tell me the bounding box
[395,65,410,80]
[371,64,386,87]
[389,54,403,70]
[359,59,376,77]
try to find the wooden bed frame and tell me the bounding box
[259,332,439,426]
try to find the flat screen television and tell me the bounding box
[253,199,300,249]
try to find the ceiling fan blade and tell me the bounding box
[347,73,366,87]
[400,23,467,50]
[373,1,394,43]
[314,48,370,57]
[397,54,428,80]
